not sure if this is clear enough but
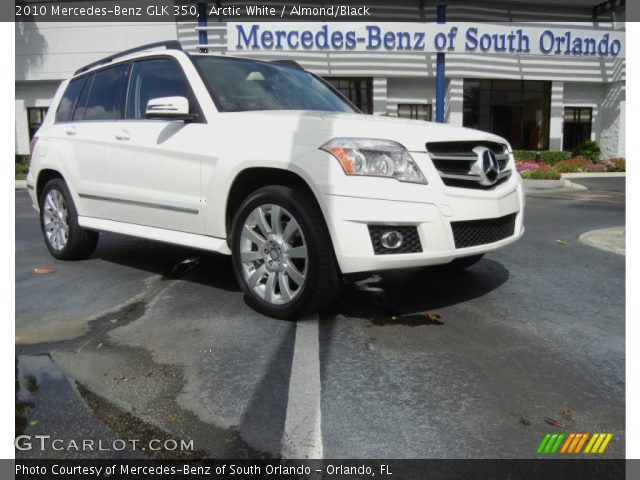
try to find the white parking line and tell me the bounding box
[281,314,323,459]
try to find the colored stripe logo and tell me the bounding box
[537,433,613,454]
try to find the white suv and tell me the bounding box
[27,41,524,319]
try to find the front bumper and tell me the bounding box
[26,171,38,211]
[319,159,525,274]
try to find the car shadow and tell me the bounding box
[326,259,510,322]
[93,232,509,318]
[92,232,241,292]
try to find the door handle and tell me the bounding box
[114,130,130,141]
[65,127,77,136]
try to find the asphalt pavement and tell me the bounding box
[15,178,625,459]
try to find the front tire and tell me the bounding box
[231,185,341,319]
[39,178,99,260]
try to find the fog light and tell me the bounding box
[381,230,403,249]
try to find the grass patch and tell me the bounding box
[15,155,30,180]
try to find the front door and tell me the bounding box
[107,57,205,234]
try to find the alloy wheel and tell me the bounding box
[42,189,69,251]
[239,204,308,305]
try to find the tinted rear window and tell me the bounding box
[83,64,128,121]
[55,77,85,122]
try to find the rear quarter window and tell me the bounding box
[72,74,95,121]
[55,77,85,122]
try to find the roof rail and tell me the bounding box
[74,41,183,75]
[270,60,304,70]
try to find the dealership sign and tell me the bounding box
[227,23,624,57]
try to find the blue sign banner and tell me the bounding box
[227,22,625,58]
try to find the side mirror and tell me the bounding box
[145,96,198,121]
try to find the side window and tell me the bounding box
[84,64,128,121]
[126,58,191,119]
[55,77,85,122]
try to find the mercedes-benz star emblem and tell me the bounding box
[471,146,501,186]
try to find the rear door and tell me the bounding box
[107,56,206,234]
[40,65,128,219]
[66,64,129,219]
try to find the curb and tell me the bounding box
[562,172,626,179]
[579,227,625,256]
[523,179,587,191]
[15,180,27,190]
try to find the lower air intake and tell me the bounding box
[451,213,517,249]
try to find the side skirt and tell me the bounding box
[78,216,232,255]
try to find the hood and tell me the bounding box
[220,110,510,152]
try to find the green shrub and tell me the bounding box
[15,155,30,180]
[512,150,571,165]
[541,150,572,165]
[513,150,537,161]
[572,140,601,162]
[520,169,561,180]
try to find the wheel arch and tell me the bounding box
[36,169,65,206]
[225,167,328,245]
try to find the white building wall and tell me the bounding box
[599,82,625,159]
[16,22,179,82]
[549,82,564,151]
[617,98,625,158]
[562,81,625,158]
[372,77,388,115]
[386,78,435,117]
[15,81,61,155]
[562,82,602,146]
[15,100,30,156]
[446,78,464,127]
[444,53,624,84]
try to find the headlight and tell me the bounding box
[320,138,427,185]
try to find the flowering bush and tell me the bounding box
[581,162,607,172]
[513,155,624,180]
[603,157,626,172]
[516,161,553,173]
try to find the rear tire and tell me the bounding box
[231,185,342,319]
[39,178,99,260]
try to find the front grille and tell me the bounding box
[451,213,517,249]
[426,141,506,156]
[442,176,510,190]
[426,141,511,190]
[435,159,509,175]
[368,225,422,255]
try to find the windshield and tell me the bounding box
[193,56,357,113]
